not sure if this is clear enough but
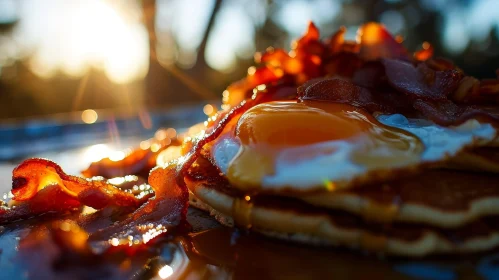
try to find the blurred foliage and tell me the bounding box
[0,0,498,120]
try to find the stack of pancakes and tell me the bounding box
[182,111,499,257]
[186,158,499,257]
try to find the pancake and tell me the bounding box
[185,160,499,256]
[186,181,499,257]
[300,170,499,228]
[193,153,499,228]
[441,147,499,173]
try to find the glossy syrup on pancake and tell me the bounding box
[301,169,499,227]
[215,100,424,192]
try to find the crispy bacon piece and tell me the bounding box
[298,59,499,126]
[1,184,81,224]
[11,163,188,266]
[16,220,161,279]
[352,61,386,89]
[176,99,257,188]
[224,66,283,106]
[322,27,364,77]
[226,22,497,113]
[224,22,325,106]
[414,42,433,61]
[298,77,413,114]
[1,159,148,224]
[249,65,282,85]
[89,163,189,247]
[449,77,499,104]
[323,52,363,78]
[296,21,320,48]
[358,23,409,61]
[82,148,152,179]
[413,99,499,126]
[480,79,499,95]
[262,22,324,81]
[426,57,459,72]
[12,158,141,208]
[452,76,481,103]
[325,26,346,54]
[382,58,463,101]
[253,84,297,104]
[82,132,179,179]
[10,164,188,275]
[260,49,290,68]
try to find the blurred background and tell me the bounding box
[0,0,499,160]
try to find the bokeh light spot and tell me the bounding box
[81,109,98,124]
[203,104,214,116]
[158,265,174,279]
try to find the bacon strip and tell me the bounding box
[16,219,162,279]
[224,22,325,106]
[480,79,499,95]
[298,78,413,114]
[325,26,346,54]
[299,63,499,126]
[323,52,363,78]
[381,59,499,125]
[382,58,462,101]
[88,163,189,247]
[358,23,409,61]
[81,148,152,179]
[1,184,81,224]
[412,99,499,126]
[226,22,498,110]
[8,162,188,272]
[414,42,433,61]
[1,159,148,224]
[6,160,189,253]
[452,76,480,103]
[82,132,179,179]
[176,99,257,188]
[12,158,141,207]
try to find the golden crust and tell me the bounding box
[188,182,499,257]
[300,169,499,228]
[440,148,499,173]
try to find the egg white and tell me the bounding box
[376,114,496,161]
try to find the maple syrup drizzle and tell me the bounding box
[360,200,400,224]
[231,196,254,229]
[360,233,389,253]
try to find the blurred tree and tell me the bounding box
[143,0,222,109]
[1,0,498,120]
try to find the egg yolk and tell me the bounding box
[226,100,424,190]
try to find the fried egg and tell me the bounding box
[211,101,497,193]
[212,100,421,192]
